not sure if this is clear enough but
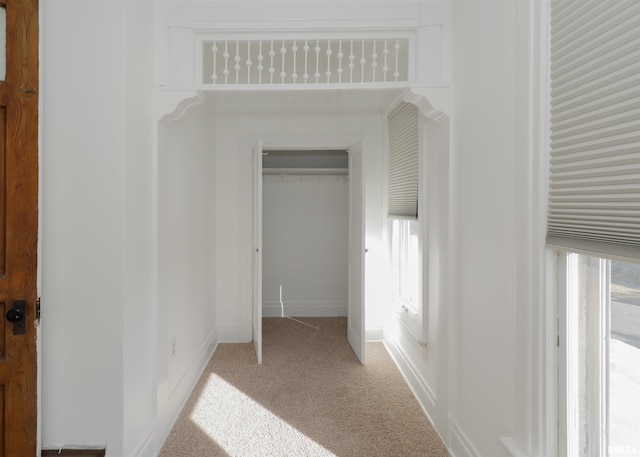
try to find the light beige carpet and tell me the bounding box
[159,317,450,457]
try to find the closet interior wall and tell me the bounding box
[262,150,350,318]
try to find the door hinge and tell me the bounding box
[557,334,560,347]
[36,297,41,324]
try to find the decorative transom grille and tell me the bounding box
[201,38,410,86]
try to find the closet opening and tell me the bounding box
[253,145,365,365]
[261,149,350,320]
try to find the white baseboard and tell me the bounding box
[383,339,436,413]
[383,337,460,457]
[262,300,347,317]
[500,437,529,457]
[449,419,482,457]
[128,425,154,457]
[218,324,252,342]
[366,327,383,341]
[156,329,218,455]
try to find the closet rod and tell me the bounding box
[262,167,348,176]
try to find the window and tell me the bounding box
[386,101,425,342]
[609,260,640,456]
[390,218,420,316]
[560,254,640,457]
[548,2,640,454]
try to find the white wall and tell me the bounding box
[42,1,219,456]
[449,2,545,455]
[42,1,127,453]
[123,2,156,455]
[450,4,518,454]
[214,110,386,341]
[437,1,549,457]
[262,176,349,317]
[156,103,217,451]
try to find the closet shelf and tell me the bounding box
[263,167,348,176]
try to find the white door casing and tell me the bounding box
[251,136,366,365]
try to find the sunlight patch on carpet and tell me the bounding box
[190,373,337,457]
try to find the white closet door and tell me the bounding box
[253,140,263,364]
[348,141,366,363]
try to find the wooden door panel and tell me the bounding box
[0,0,38,455]
[0,104,5,277]
[0,386,5,454]
[0,301,5,360]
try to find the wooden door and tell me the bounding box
[0,0,38,455]
[252,140,263,364]
[347,141,365,364]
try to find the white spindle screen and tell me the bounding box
[202,38,409,86]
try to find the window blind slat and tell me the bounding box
[551,124,639,151]
[552,35,640,87]
[552,138,638,157]
[551,163,640,179]
[551,87,640,122]
[551,109,640,141]
[551,1,637,54]
[551,72,640,112]
[547,0,640,259]
[552,56,640,102]
[551,173,640,187]
[552,99,640,132]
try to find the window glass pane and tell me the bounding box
[391,219,400,297]
[566,255,640,457]
[568,254,598,456]
[609,261,640,456]
[407,220,419,309]
[390,218,420,314]
[0,8,5,81]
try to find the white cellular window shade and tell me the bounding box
[547,0,640,261]
[388,102,419,218]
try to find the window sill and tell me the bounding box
[395,303,427,347]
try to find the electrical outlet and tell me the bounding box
[170,336,176,357]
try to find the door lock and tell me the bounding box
[6,300,26,335]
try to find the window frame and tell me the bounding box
[385,100,428,346]
[557,252,640,457]
[389,216,422,326]
[558,252,610,457]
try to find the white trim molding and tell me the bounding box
[386,86,450,122]
[159,1,451,92]
[155,329,218,455]
[513,1,556,456]
[384,340,436,412]
[407,86,450,122]
[449,420,482,457]
[157,89,205,123]
[128,425,155,457]
[262,301,347,318]
[501,437,529,457]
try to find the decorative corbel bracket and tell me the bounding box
[385,86,450,123]
[403,86,450,123]
[157,89,206,124]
